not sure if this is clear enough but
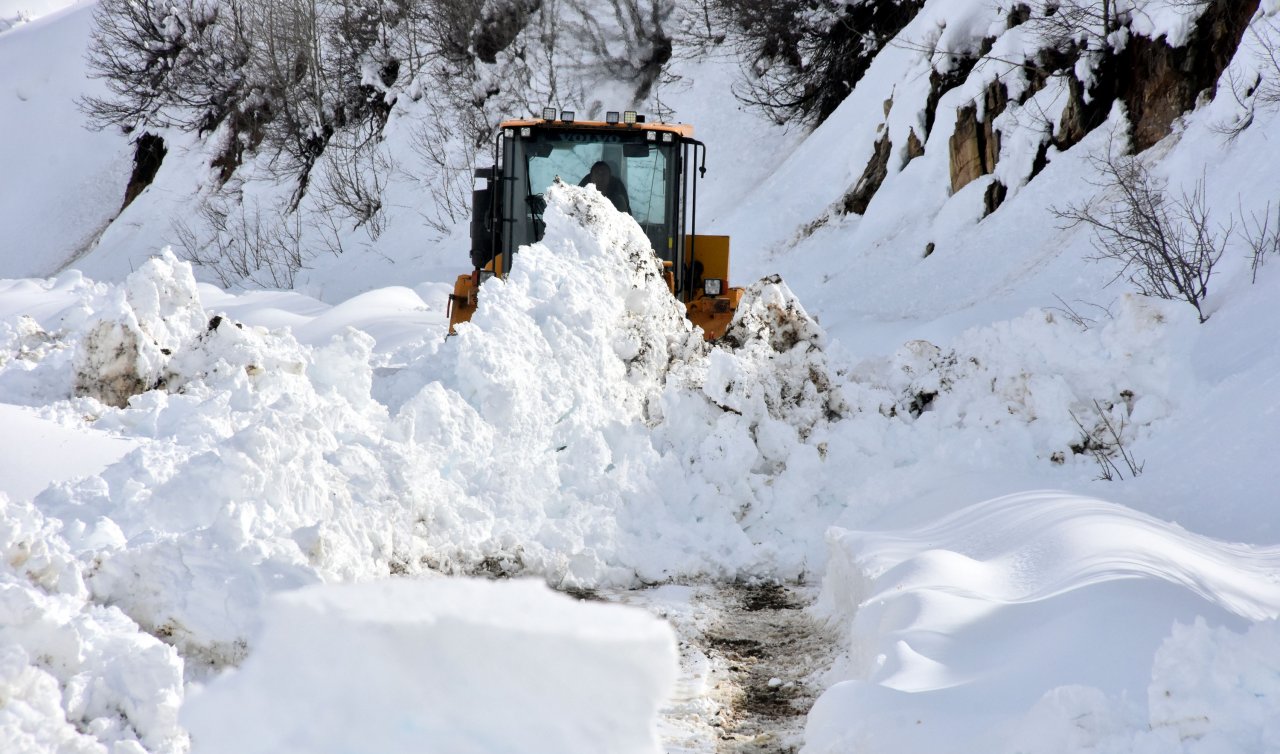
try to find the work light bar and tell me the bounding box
[623,110,638,125]
[541,107,556,120]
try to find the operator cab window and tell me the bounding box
[518,129,677,262]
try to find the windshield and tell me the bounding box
[513,127,679,260]
[527,138,669,224]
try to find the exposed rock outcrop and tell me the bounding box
[1055,0,1258,153]
[905,127,925,163]
[983,179,1007,217]
[122,133,165,212]
[949,81,1008,194]
[1117,0,1259,151]
[843,131,894,215]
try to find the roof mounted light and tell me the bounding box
[561,110,575,123]
[662,132,674,142]
[622,110,638,125]
[605,111,620,124]
[541,107,557,121]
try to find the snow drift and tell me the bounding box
[808,491,1280,754]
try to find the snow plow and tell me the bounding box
[447,109,742,340]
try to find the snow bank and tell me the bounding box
[182,577,676,754]
[0,497,186,754]
[807,491,1280,754]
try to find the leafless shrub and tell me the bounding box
[1047,294,1115,331]
[559,0,674,104]
[1026,0,1122,50]
[674,0,728,50]
[1214,15,1280,138]
[1070,398,1144,480]
[1056,145,1228,323]
[1253,15,1280,105]
[409,113,482,237]
[314,128,390,240]
[173,197,306,288]
[1212,66,1259,139]
[1242,201,1280,284]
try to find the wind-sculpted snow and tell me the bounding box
[843,493,1280,618]
[809,491,1280,754]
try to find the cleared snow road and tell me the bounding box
[608,583,838,754]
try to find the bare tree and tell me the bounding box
[83,0,253,133]
[1056,144,1228,323]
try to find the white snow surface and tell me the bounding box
[3,1,1280,752]
[182,578,676,754]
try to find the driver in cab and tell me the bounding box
[579,160,631,214]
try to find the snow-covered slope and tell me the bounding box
[3,1,1280,753]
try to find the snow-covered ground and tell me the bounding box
[3,1,1280,753]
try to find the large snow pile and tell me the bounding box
[0,184,848,750]
[182,578,676,754]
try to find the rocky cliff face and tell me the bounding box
[842,0,1258,222]
[1117,0,1260,151]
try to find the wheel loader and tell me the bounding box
[447,108,742,340]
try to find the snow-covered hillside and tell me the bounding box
[3,1,1280,753]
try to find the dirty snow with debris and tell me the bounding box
[5,0,1280,753]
